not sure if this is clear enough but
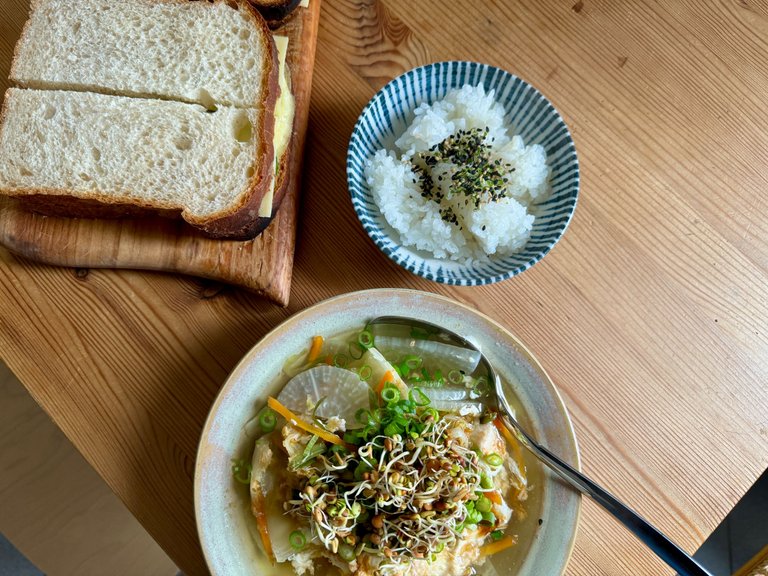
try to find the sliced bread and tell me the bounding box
[0,88,275,239]
[1,0,290,239]
[11,0,277,109]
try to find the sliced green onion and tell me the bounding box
[409,387,430,407]
[473,376,491,397]
[349,342,365,360]
[333,353,349,368]
[258,408,277,433]
[384,422,401,437]
[485,453,503,467]
[343,431,359,445]
[381,386,400,404]
[231,459,251,484]
[420,407,439,423]
[491,529,504,542]
[481,510,496,524]
[358,365,372,381]
[289,530,307,550]
[403,354,422,370]
[448,369,464,385]
[339,542,356,562]
[476,495,492,513]
[358,330,374,349]
[355,408,373,425]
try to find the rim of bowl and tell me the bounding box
[346,61,580,286]
[195,288,582,575]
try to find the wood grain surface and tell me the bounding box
[2,1,768,576]
[0,0,322,306]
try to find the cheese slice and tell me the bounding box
[258,35,295,218]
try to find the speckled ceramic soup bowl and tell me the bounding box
[347,61,579,286]
[195,289,581,575]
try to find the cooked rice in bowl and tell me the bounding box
[364,85,551,266]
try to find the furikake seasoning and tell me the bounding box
[410,127,515,226]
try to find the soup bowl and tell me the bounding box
[195,289,581,575]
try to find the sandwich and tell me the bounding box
[0,0,295,240]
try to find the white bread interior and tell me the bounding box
[0,88,262,223]
[11,0,271,109]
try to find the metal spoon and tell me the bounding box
[370,316,714,576]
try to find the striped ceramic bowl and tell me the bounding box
[347,61,579,285]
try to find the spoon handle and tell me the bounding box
[500,415,713,576]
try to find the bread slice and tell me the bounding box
[11,0,277,110]
[0,88,275,239]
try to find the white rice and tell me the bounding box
[364,85,551,265]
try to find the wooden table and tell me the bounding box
[2,1,767,575]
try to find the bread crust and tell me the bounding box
[15,193,181,219]
[2,0,284,241]
[243,120,294,237]
[249,0,302,28]
[9,0,40,85]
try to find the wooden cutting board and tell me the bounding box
[0,0,321,307]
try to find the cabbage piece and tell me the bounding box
[372,335,481,375]
[421,387,484,415]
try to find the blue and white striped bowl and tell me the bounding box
[347,61,579,285]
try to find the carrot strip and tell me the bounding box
[494,416,526,478]
[480,534,517,556]
[377,370,394,394]
[487,491,503,505]
[267,396,353,450]
[307,335,324,363]
[250,488,275,564]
